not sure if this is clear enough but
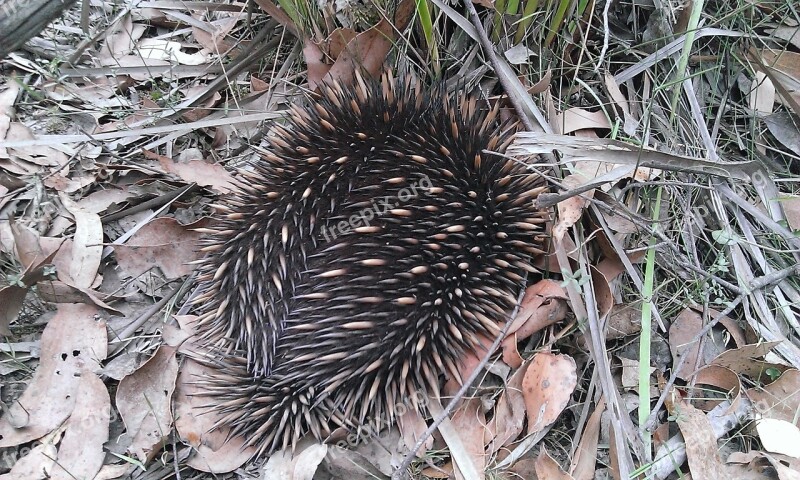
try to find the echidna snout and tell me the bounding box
[192,71,549,457]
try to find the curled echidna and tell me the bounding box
[192,71,548,457]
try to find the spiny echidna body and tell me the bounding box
[192,71,548,457]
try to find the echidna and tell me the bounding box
[192,71,548,457]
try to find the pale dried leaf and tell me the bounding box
[51,374,110,480]
[59,193,103,289]
[0,304,106,447]
[757,418,800,458]
[114,217,204,280]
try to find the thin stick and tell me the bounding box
[464,1,535,132]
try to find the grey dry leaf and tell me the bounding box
[674,400,768,480]
[116,345,178,463]
[113,216,205,280]
[50,374,110,480]
[0,303,107,447]
[747,368,800,425]
[262,443,328,480]
[0,442,58,480]
[59,192,103,289]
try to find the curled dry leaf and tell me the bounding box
[553,172,593,241]
[501,279,569,368]
[116,345,179,463]
[486,364,527,455]
[0,303,106,447]
[553,107,612,135]
[522,352,578,435]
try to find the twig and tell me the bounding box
[464,1,535,132]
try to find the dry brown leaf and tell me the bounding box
[554,107,612,135]
[0,303,106,447]
[450,398,487,480]
[759,49,800,86]
[98,14,146,65]
[180,85,222,123]
[142,149,235,193]
[114,217,205,280]
[710,342,784,380]
[674,400,767,480]
[728,451,800,480]
[262,444,327,480]
[428,398,483,480]
[693,365,742,412]
[324,446,393,479]
[670,308,717,380]
[604,73,637,135]
[51,374,110,480]
[501,280,568,367]
[589,264,614,320]
[606,303,642,339]
[778,194,800,231]
[553,173,592,241]
[397,405,433,457]
[569,398,605,480]
[756,418,800,458]
[486,363,528,454]
[522,352,577,435]
[116,345,178,463]
[4,123,68,171]
[748,369,800,426]
[191,18,238,55]
[59,193,103,289]
[323,0,415,85]
[92,463,133,480]
[750,71,776,115]
[535,446,574,479]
